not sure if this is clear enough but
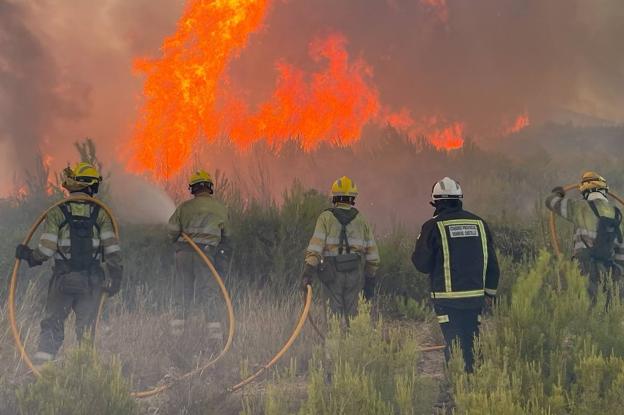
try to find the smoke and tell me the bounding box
[108,170,176,224]
[2,0,624,207]
[0,0,87,180]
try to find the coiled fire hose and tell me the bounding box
[549,184,624,256]
[8,196,120,377]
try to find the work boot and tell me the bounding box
[169,319,185,337]
[32,351,54,370]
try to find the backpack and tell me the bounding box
[58,202,102,271]
[588,201,623,263]
[328,208,361,272]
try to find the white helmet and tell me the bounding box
[432,177,463,201]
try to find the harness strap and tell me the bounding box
[328,208,359,255]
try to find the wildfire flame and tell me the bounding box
[505,113,530,135]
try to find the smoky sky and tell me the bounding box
[1,0,623,195]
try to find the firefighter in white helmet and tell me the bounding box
[167,170,230,337]
[412,177,499,372]
[546,171,624,300]
[302,176,380,323]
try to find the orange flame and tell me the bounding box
[128,0,271,179]
[126,0,463,180]
[223,34,380,150]
[504,112,530,135]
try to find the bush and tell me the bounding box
[451,251,624,414]
[263,300,438,414]
[17,344,137,415]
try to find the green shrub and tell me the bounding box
[263,300,437,414]
[17,344,137,415]
[451,251,624,414]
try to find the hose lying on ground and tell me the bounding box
[549,184,624,256]
[229,285,312,392]
[130,232,235,399]
[8,196,119,377]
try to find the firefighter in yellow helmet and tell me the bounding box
[167,170,230,336]
[302,176,380,323]
[546,171,624,299]
[15,162,123,365]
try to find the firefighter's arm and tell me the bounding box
[411,221,435,274]
[167,207,183,242]
[99,212,123,280]
[545,188,577,221]
[304,214,327,268]
[32,209,64,263]
[363,223,380,277]
[484,223,500,297]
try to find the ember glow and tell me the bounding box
[505,113,530,135]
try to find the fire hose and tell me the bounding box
[549,184,624,256]
[7,196,236,399]
[8,196,120,377]
[9,197,441,397]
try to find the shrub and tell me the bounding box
[451,251,624,414]
[17,344,137,415]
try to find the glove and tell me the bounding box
[15,244,43,267]
[363,275,376,301]
[301,264,317,291]
[551,186,566,198]
[104,278,122,296]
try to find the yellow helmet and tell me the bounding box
[189,170,213,187]
[72,162,102,185]
[579,171,608,194]
[62,162,102,192]
[331,176,358,197]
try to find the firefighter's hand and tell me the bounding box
[104,278,122,296]
[363,275,376,301]
[15,244,42,267]
[301,264,317,292]
[551,186,566,197]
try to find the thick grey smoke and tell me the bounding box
[0,0,87,190]
[2,0,623,209]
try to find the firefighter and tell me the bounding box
[546,172,624,299]
[301,176,380,324]
[167,170,230,336]
[14,162,123,365]
[412,177,499,372]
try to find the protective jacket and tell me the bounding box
[33,193,122,272]
[412,204,499,309]
[545,192,624,270]
[305,204,380,276]
[167,193,229,247]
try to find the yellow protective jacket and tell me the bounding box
[33,193,122,270]
[167,193,229,246]
[305,204,380,275]
[546,192,624,267]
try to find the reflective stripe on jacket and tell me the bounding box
[412,205,499,309]
[167,193,229,247]
[33,194,122,269]
[545,192,624,265]
[305,204,380,275]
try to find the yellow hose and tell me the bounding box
[229,285,312,392]
[549,184,624,256]
[130,232,235,398]
[8,196,120,377]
